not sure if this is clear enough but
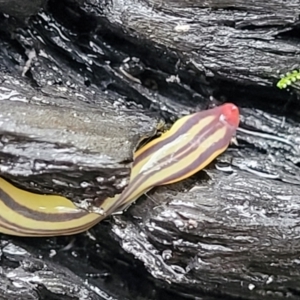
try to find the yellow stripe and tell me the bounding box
[126,126,227,197]
[162,129,228,184]
[0,178,86,213]
[133,114,215,175]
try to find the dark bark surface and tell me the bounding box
[0,0,300,299]
[0,72,157,202]
[0,0,46,21]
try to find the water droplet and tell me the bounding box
[80,181,90,188]
[162,249,172,260]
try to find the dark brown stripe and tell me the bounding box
[156,128,233,185]
[140,125,230,188]
[0,188,88,222]
[134,109,218,166]
[0,213,100,236]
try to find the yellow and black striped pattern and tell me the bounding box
[0,103,239,237]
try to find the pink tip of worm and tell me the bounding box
[219,103,240,128]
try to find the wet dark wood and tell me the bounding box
[0,0,299,299]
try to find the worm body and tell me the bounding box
[0,103,239,236]
[0,178,103,236]
[107,103,239,213]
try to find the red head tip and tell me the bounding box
[220,103,240,128]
